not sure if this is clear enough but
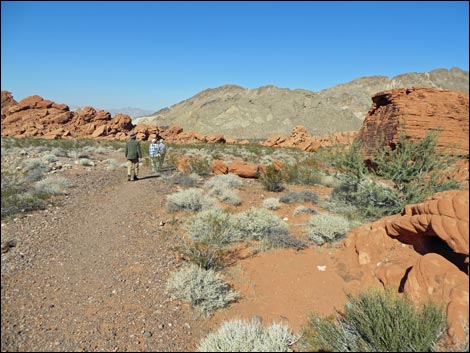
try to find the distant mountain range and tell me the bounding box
[133,67,469,139]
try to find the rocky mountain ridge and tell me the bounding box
[134,67,469,139]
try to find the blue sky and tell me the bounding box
[1,1,468,111]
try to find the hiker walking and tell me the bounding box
[125,132,142,181]
[156,139,167,170]
[149,138,159,175]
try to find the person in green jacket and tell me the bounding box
[125,133,142,181]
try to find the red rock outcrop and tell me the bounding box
[0,92,237,143]
[261,125,357,151]
[343,189,469,342]
[357,87,469,156]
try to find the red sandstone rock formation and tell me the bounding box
[357,87,469,156]
[261,125,358,151]
[0,92,236,143]
[344,189,469,342]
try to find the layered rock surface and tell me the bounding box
[356,87,469,156]
[344,189,469,342]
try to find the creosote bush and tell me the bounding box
[282,157,323,185]
[260,164,284,192]
[327,130,461,221]
[197,318,295,352]
[299,288,447,352]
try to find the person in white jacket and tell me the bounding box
[148,138,159,175]
[156,139,166,170]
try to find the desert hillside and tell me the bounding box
[134,67,469,139]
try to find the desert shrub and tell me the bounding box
[232,207,302,251]
[78,158,94,166]
[283,158,323,185]
[263,197,280,210]
[293,205,317,216]
[163,172,201,187]
[185,156,212,175]
[165,264,239,318]
[204,175,243,205]
[257,231,308,252]
[330,139,368,185]
[166,188,216,212]
[233,207,288,241]
[319,173,341,188]
[183,208,236,244]
[204,174,244,190]
[178,239,228,271]
[370,130,460,206]
[299,288,447,352]
[41,153,59,163]
[22,158,50,183]
[279,190,318,204]
[34,175,69,195]
[67,150,90,159]
[326,177,402,220]
[329,131,461,221]
[50,147,67,157]
[197,318,295,352]
[307,213,351,245]
[105,158,119,170]
[214,189,242,206]
[83,145,109,154]
[1,187,45,218]
[260,164,284,192]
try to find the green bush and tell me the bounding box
[186,156,212,175]
[370,131,460,206]
[283,157,323,185]
[300,288,447,352]
[326,177,402,220]
[260,164,284,192]
[198,318,295,352]
[327,131,461,221]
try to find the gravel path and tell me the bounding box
[1,166,212,352]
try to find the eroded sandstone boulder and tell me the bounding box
[357,87,469,156]
[343,189,469,342]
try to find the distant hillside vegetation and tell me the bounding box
[134,67,468,139]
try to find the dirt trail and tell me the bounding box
[1,165,212,352]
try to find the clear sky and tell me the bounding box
[1,1,468,111]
